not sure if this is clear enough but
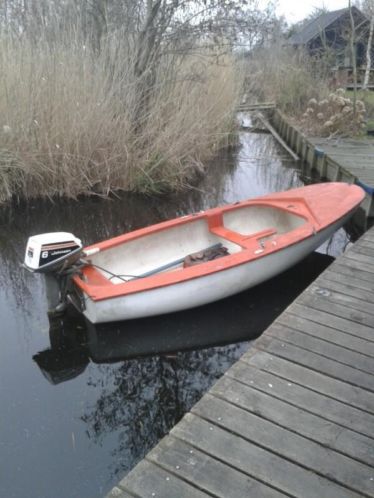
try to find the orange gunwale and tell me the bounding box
[72,184,364,302]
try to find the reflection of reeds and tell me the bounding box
[237,132,302,193]
[0,226,37,314]
[0,34,242,202]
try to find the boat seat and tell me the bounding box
[242,228,277,242]
[209,226,245,245]
[209,225,277,248]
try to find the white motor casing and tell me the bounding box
[24,232,83,273]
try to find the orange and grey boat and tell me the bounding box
[24,183,365,323]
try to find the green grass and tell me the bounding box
[346,90,374,114]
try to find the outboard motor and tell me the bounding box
[24,232,83,315]
[24,232,83,273]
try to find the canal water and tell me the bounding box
[0,121,352,498]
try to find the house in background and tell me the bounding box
[287,7,372,88]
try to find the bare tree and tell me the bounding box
[360,0,374,89]
[0,0,278,124]
[349,0,358,114]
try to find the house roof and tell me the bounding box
[288,7,365,46]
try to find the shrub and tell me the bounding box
[299,88,366,136]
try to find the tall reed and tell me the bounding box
[0,32,242,203]
[244,45,330,115]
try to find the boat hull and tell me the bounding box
[81,212,351,323]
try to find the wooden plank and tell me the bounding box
[241,350,374,413]
[289,302,374,342]
[335,163,374,171]
[332,261,374,281]
[306,283,374,316]
[350,244,374,257]
[106,487,137,498]
[316,275,374,305]
[359,239,374,249]
[278,312,374,357]
[118,459,210,498]
[363,230,374,243]
[333,163,374,169]
[296,293,374,329]
[266,322,374,373]
[301,141,308,162]
[344,250,374,265]
[172,413,363,498]
[356,228,374,239]
[227,360,374,438]
[214,374,374,466]
[323,267,374,291]
[237,102,276,111]
[287,134,374,221]
[147,436,287,498]
[256,113,299,161]
[354,168,374,176]
[192,393,374,495]
[256,334,374,392]
[353,172,374,179]
[358,241,374,252]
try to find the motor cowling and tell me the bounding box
[24,232,83,273]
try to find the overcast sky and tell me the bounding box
[276,0,349,23]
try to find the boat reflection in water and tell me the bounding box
[33,251,334,384]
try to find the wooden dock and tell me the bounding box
[106,227,374,498]
[308,136,374,192]
[271,110,374,226]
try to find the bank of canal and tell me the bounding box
[0,121,354,498]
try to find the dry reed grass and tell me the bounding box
[0,33,242,203]
[244,45,330,116]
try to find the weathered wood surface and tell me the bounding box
[289,112,374,187]
[271,110,374,227]
[236,102,276,111]
[107,227,374,498]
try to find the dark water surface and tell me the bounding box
[0,125,352,498]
